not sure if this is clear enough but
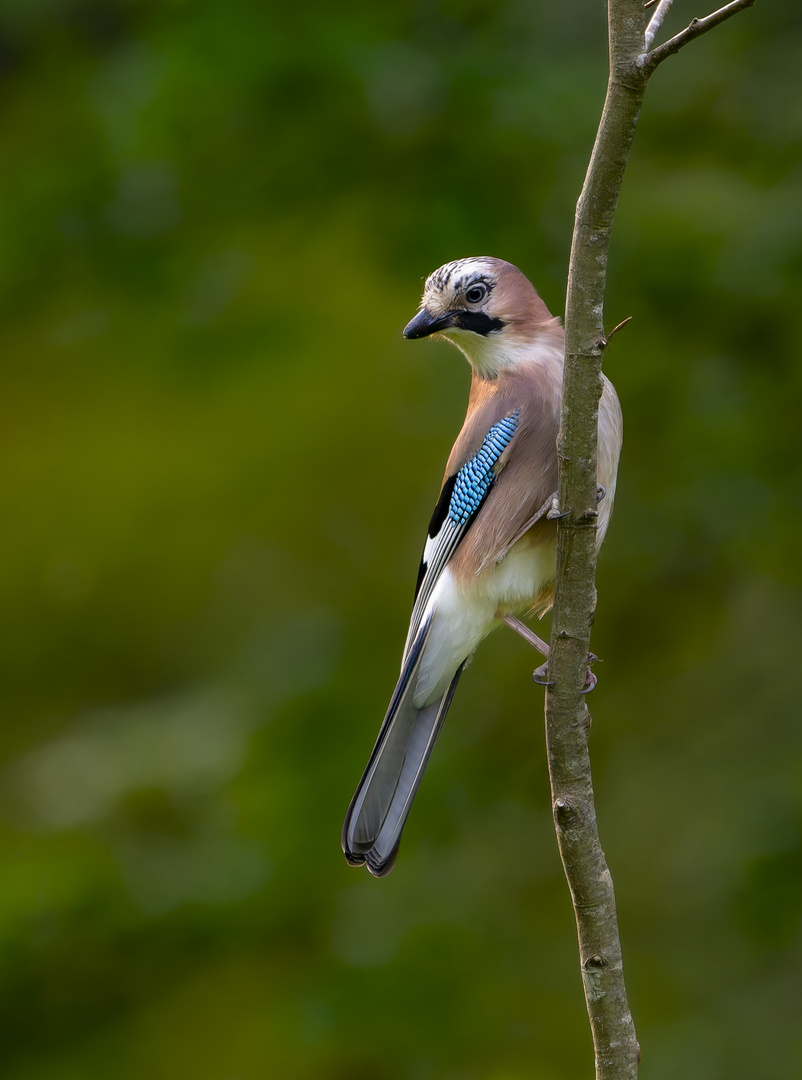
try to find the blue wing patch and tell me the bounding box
[403,410,520,660]
[448,412,520,525]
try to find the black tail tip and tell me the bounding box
[341,841,401,878]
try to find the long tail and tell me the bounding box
[342,614,464,877]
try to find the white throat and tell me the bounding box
[441,327,564,380]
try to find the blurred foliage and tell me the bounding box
[0,0,800,1077]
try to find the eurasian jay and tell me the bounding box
[342,257,622,876]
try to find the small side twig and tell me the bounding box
[642,0,757,73]
[644,0,675,49]
[605,316,633,345]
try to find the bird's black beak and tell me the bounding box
[403,308,458,339]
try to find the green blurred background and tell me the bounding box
[1,1,800,1077]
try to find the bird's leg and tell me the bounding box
[500,613,598,692]
[499,614,555,688]
[499,613,549,656]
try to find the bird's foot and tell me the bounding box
[533,653,599,692]
[546,492,570,520]
[581,653,599,693]
[502,614,600,692]
[543,488,604,524]
[533,660,554,687]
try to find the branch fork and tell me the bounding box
[640,0,757,75]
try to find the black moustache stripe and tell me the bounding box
[454,312,506,335]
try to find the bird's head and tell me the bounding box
[403,257,563,379]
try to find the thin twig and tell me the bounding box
[605,315,633,344]
[642,0,757,73]
[645,0,675,49]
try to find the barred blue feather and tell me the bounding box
[448,411,520,525]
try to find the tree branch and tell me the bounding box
[642,0,757,73]
[542,0,756,1077]
[644,0,675,50]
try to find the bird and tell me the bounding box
[342,256,622,877]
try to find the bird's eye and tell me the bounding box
[465,284,487,304]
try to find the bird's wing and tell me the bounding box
[402,369,561,660]
[402,409,520,659]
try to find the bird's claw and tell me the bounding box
[581,653,600,693]
[545,489,604,521]
[533,661,554,687]
[546,492,571,520]
[534,654,599,692]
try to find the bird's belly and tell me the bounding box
[413,534,556,707]
[485,532,557,616]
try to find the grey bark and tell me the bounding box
[542,2,756,1077]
